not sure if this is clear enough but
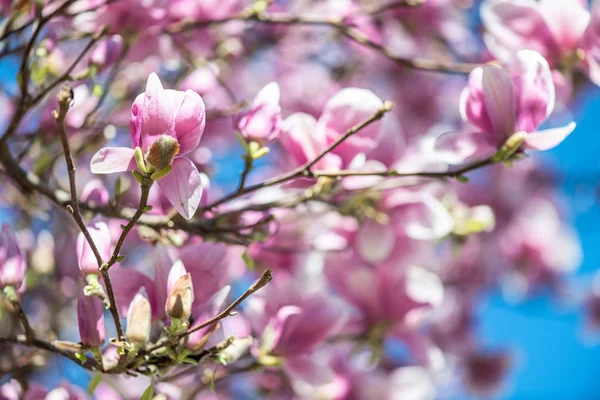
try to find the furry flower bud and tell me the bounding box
[126,292,151,347]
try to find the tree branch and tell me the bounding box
[166,11,479,75]
[54,84,125,340]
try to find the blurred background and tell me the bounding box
[2,1,600,399]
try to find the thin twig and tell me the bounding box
[103,179,152,271]
[140,270,273,357]
[203,101,394,210]
[54,84,125,340]
[7,295,35,343]
[166,11,478,74]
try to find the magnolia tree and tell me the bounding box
[0,0,595,398]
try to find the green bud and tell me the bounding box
[134,147,147,173]
[252,146,270,159]
[150,165,173,181]
[146,135,180,171]
[132,170,144,184]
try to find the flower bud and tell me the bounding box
[80,179,109,206]
[0,223,26,290]
[145,135,180,171]
[166,273,194,321]
[77,290,105,347]
[89,35,124,71]
[126,292,151,347]
[76,221,111,275]
[235,82,282,144]
[165,260,194,321]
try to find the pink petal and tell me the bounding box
[537,0,590,54]
[386,191,454,241]
[76,220,111,275]
[173,89,206,155]
[482,64,516,141]
[318,88,384,165]
[77,289,105,347]
[280,113,329,168]
[272,297,348,356]
[90,147,137,174]
[434,128,498,164]
[153,245,176,317]
[157,157,203,220]
[179,242,228,307]
[524,122,576,150]
[143,73,169,137]
[481,0,561,63]
[356,220,396,264]
[511,50,556,132]
[166,259,186,298]
[459,67,495,134]
[80,179,109,205]
[0,224,25,289]
[238,82,282,143]
[110,267,158,317]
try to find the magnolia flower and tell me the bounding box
[76,221,111,275]
[165,260,194,321]
[80,179,110,205]
[246,280,348,364]
[235,82,282,144]
[0,223,26,291]
[111,243,227,321]
[89,35,124,71]
[460,50,575,153]
[90,73,206,219]
[126,292,152,347]
[482,0,590,67]
[77,290,105,347]
[279,88,384,169]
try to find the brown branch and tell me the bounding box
[311,157,495,180]
[361,0,425,16]
[6,294,35,343]
[1,27,106,146]
[203,101,394,211]
[103,178,152,272]
[139,270,273,358]
[0,336,100,372]
[54,84,125,340]
[166,11,478,75]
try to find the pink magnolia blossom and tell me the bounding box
[80,179,110,205]
[460,50,575,154]
[235,82,282,144]
[89,35,124,71]
[278,87,384,170]
[481,0,600,89]
[76,220,111,275]
[77,289,105,347]
[279,113,342,171]
[319,88,385,165]
[246,279,348,360]
[482,0,590,67]
[111,243,227,321]
[0,223,26,290]
[90,73,206,219]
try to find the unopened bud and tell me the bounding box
[145,135,180,171]
[77,290,105,348]
[493,131,527,162]
[221,336,253,364]
[166,273,194,321]
[126,293,151,347]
